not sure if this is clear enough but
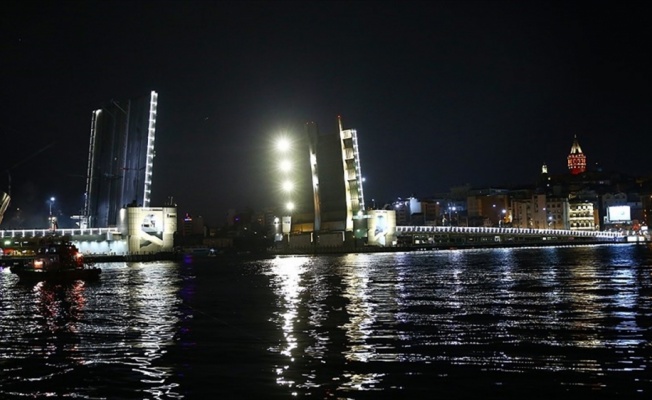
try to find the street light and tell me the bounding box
[449,205,456,226]
[48,197,56,230]
[282,180,294,192]
[279,160,292,172]
[276,137,291,152]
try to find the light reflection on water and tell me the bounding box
[265,244,652,397]
[0,244,651,398]
[0,261,183,399]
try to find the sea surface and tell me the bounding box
[1,244,651,399]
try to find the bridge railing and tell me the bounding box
[395,225,624,239]
[0,228,121,239]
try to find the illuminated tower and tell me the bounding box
[567,135,586,175]
[306,122,321,232]
[314,125,348,231]
[338,116,366,232]
[306,117,366,234]
[84,91,158,227]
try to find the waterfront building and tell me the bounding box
[511,198,531,228]
[601,192,646,231]
[643,193,652,228]
[511,193,568,229]
[391,197,431,226]
[568,200,597,231]
[539,196,569,230]
[466,189,510,227]
[567,135,587,175]
[84,91,158,228]
[181,213,205,236]
[421,200,441,225]
[392,198,410,225]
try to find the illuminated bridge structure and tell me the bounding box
[1,228,120,240]
[395,225,625,247]
[1,228,123,256]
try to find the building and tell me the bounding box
[567,135,587,175]
[181,213,205,236]
[568,200,597,231]
[84,91,158,228]
[466,189,510,227]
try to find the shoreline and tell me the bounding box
[2,240,647,267]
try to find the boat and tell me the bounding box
[10,240,101,283]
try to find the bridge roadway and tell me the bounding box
[397,225,623,239]
[0,226,626,243]
[1,228,120,240]
[395,225,625,247]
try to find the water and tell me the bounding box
[1,244,651,399]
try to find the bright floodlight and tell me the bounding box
[50,197,55,202]
[276,138,290,152]
[279,160,292,172]
[282,180,294,192]
[286,202,295,211]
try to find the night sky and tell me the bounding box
[2,1,650,226]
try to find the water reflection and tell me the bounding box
[34,280,87,335]
[2,245,650,397]
[0,261,184,398]
[341,254,374,363]
[266,255,309,391]
[265,245,652,397]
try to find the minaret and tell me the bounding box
[567,135,587,175]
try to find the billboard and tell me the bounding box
[607,205,631,222]
[119,206,176,254]
[367,210,397,247]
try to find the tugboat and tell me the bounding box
[10,239,101,283]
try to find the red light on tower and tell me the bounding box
[567,135,586,175]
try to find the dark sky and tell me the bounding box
[2,0,650,226]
